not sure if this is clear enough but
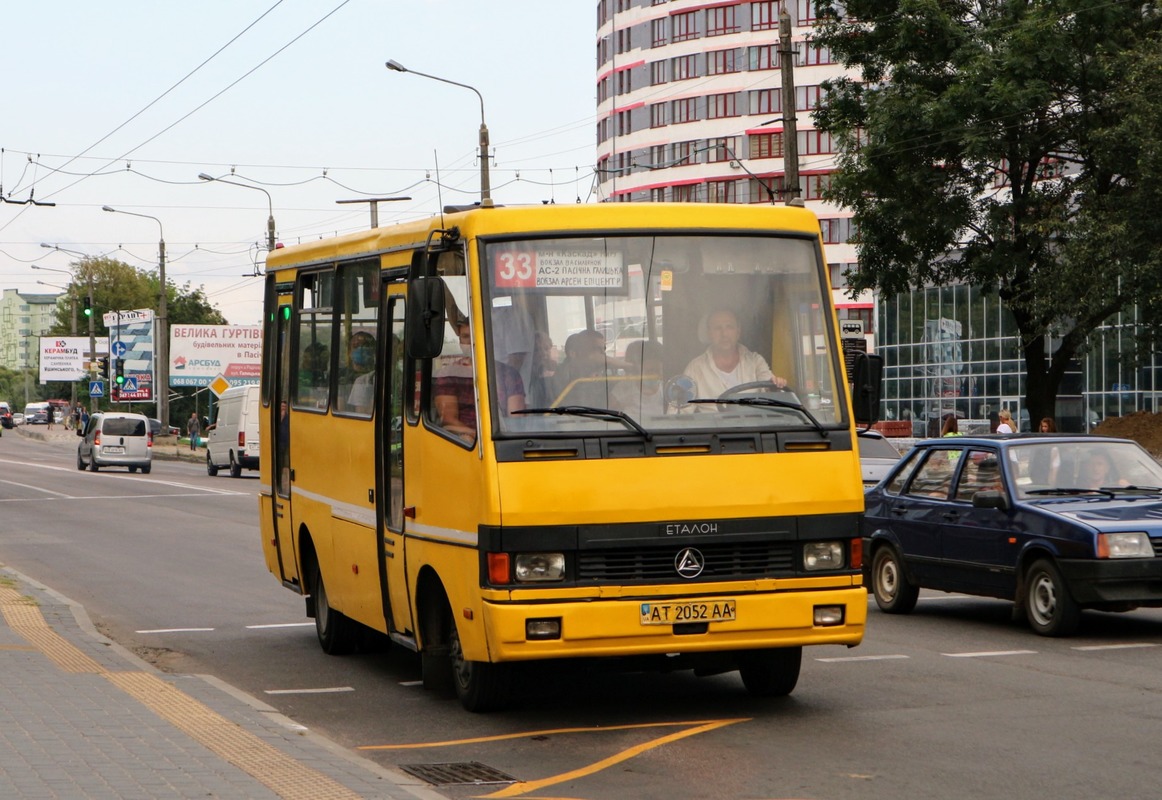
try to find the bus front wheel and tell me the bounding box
[448,615,509,712]
[312,564,358,655]
[737,647,802,697]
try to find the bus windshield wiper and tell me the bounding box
[687,396,828,438]
[515,406,653,440]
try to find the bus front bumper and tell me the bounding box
[480,585,866,662]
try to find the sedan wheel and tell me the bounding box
[1025,559,1081,636]
[872,545,919,614]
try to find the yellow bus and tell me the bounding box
[257,202,882,711]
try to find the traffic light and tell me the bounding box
[114,358,125,385]
[110,386,120,402]
[82,296,92,318]
[97,356,109,379]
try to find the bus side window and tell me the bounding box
[429,315,478,446]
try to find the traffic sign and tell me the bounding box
[112,341,128,357]
[89,380,104,397]
[122,376,139,392]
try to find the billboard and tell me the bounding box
[104,309,155,402]
[169,325,261,388]
[39,337,111,382]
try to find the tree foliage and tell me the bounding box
[814,0,1162,423]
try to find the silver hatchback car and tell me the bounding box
[77,412,153,473]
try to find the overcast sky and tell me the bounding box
[1,1,596,324]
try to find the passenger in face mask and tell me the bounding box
[434,317,525,444]
[345,331,377,413]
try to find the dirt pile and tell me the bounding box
[1092,412,1162,457]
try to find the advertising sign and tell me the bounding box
[104,309,155,403]
[169,325,262,389]
[39,337,110,382]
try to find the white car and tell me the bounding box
[858,431,903,489]
[11,412,25,426]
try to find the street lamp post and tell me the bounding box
[101,206,169,427]
[385,59,493,207]
[34,253,96,412]
[196,174,277,252]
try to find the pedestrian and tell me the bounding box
[187,411,201,450]
[996,408,1015,434]
[80,408,89,431]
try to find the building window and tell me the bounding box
[804,40,834,65]
[672,54,698,80]
[800,129,835,155]
[796,0,820,24]
[597,76,611,104]
[672,140,697,166]
[616,69,633,96]
[650,102,668,128]
[707,48,740,75]
[673,183,699,202]
[749,88,782,116]
[650,144,667,167]
[616,27,632,55]
[751,0,779,31]
[652,18,668,47]
[707,93,739,119]
[707,4,740,36]
[707,179,740,203]
[651,187,667,201]
[616,109,633,136]
[650,60,667,85]
[749,132,784,159]
[672,97,698,123]
[748,175,785,203]
[829,262,857,290]
[673,10,699,42]
[748,44,779,70]
[796,84,826,111]
[598,36,612,67]
[804,173,833,200]
[707,136,740,162]
[820,216,856,244]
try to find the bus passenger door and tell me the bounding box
[270,299,299,587]
[378,283,412,635]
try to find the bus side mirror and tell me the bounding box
[852,352,884,425]
[406,276,446,359]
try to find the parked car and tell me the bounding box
[76,412,153,473]
[11,412,25,426]
[857,430,903,488]
[863,434,1162,636]
[148,418,180,437]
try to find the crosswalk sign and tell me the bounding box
[122,376,139,392]
[89,380,104,397]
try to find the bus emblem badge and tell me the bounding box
[674,548,705,579]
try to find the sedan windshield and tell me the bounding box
[1008,440,1162,499]
[479,233,846,438]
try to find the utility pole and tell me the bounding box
[779,7,802,206]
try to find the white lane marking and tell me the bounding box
[136,627,216,634]
[399,680,424,687]
[816,654,910,663]
[246,622,315,629]
[943,650,1037,658]
[264,687,355,695]
[0,493,241,503]
[1072,643,1158,651]
[0,479,73,496]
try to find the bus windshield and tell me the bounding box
[482,233,845,437]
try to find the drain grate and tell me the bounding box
[400,761,517,786]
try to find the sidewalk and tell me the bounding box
[0,567,444,800]
[14,422,206,463]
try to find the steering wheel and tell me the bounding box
[718,380,797,401]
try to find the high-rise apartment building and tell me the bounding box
[0,289,60,370]
[595,0,872,331]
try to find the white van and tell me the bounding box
[76,412,152,473]
[206,385,260,477]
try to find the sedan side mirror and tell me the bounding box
[972,489,1009,511]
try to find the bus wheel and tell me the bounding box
[448,614,509,712]
[312,564,358,655]
[737,647,802,697]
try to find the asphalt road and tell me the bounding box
[3,426,1162,800]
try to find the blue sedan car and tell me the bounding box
[863,435,1162,636]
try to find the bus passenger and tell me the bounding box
[612,340,665,417]
[345,330,376,413]
[435,318,524,444]
[551,329,608,406]
[683,309,786,397]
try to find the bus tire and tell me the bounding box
[313,564,358,655]
[738,647,802,697]
[449,613,508,712]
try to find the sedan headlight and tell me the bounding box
[803,541,845,571]
[514,553,565,582]
[1098,532,1154,559]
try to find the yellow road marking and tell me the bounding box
[358,718,750,750]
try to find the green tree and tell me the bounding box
[47,256,230,416]
[814,1,1162,425]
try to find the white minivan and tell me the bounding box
[76,412,153,473]
[206,385,260,477]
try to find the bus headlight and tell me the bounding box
[1098,532,1154,558]
[514,553,565,582]
[803,541,845,571]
